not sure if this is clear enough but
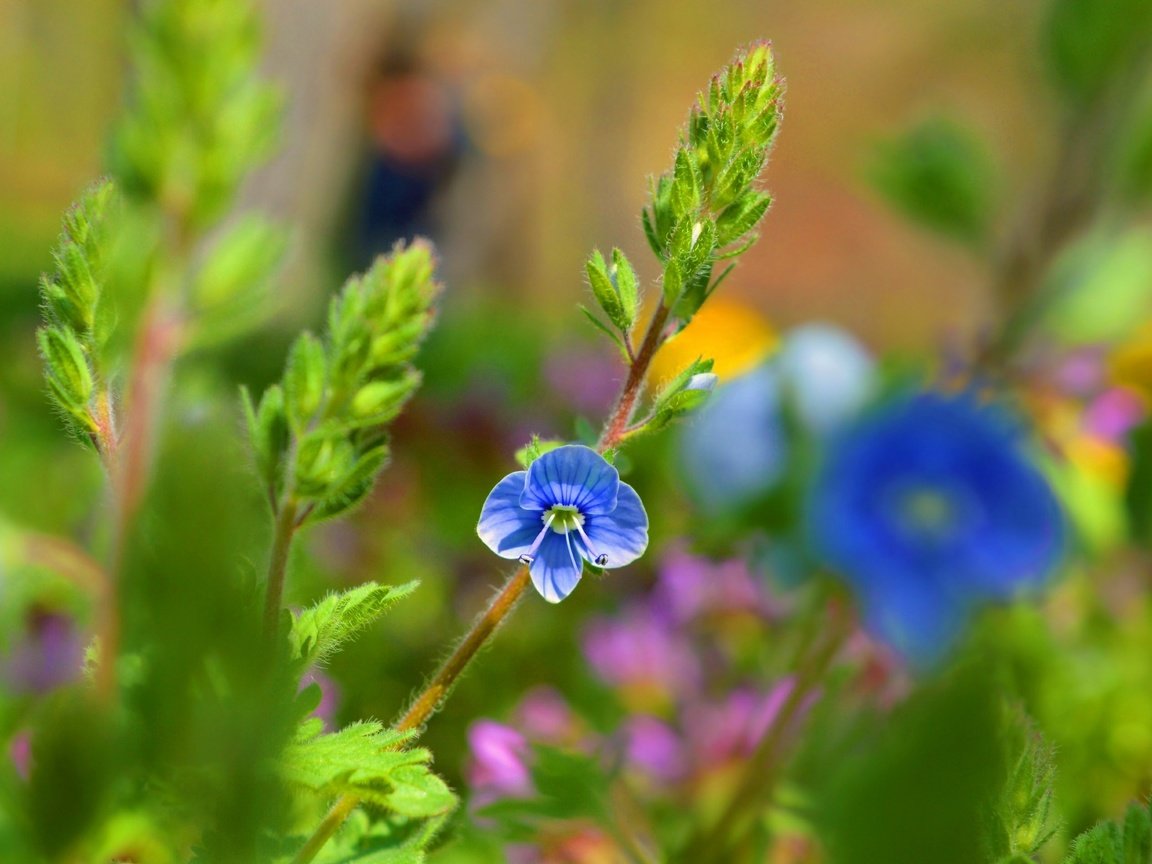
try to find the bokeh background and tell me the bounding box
[4,1,1149,859]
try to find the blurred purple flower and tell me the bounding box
[652,545,776,625]
[468,720,533,803]
[685,679,795,766]
[9,731,30,780]
[620,715,686,784]
[0,611,84,694]
[514,685,578,745]
[1051,346,1107,396]
[1083,388,1145,443]
[545,348,626,416]
[300,669,342,730]
[582,605,700,705]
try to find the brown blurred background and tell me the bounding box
[1,0,1054,348]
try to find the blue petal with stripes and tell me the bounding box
[476,445,649,603]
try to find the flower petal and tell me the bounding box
[477,471,543,559]
[581,481,648,569]
[529,532,584,603]
[521,445,620,514]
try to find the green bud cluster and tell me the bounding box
[37,181,119,445]
[584,43,782,357]
[245,240,441,523]
[110,0,280,229]
[645,41,781,327]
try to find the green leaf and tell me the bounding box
[671,148,702,217]
[306,443,391,523]
[626,357,716,438]
[284,332,328,431]
[869,117,996,248]
[585,249,627,331]
[514,436,566,468]
[38,326,96,428]
[984,710,1060,860]
[1044,0,1152,104]
[716,191,772,247]
[580,305,628,356]
[1042,228,1152,345]
[282,720,455,820]
[243,383,290,499]
[290,581,418,668]
[610,248,640,328]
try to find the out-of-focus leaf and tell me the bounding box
[869,118,997,249]
[1042,229,1152,345]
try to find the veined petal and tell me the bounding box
[477,471,543,559]
[530,532,584,603]
[521,445,620,514]
[581,481,648,569]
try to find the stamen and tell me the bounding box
[573,522,608,568]
[518,512,556,564]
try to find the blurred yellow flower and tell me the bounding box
[647,297,777,386]
[1110,320,1152,397]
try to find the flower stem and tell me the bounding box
[97,299,182,701]
[599,302,670,451]
[292,300,676,863]
[291,565,533,864]
[263,497,301,642]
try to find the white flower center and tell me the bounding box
[546,504,584,534]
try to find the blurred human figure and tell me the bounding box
[350,50,466,268]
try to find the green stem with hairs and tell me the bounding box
[290,301,673,864]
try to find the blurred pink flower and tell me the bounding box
[653,546,778,625]
[685,679,796,766]
[582,606,700,707]
[468,720,533,803]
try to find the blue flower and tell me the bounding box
[679,323,876,515]
[809,390,1064,663]
[477,445,649,603]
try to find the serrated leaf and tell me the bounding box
[290,580,418,667]
[282,721,455,821]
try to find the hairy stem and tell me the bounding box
[599,303,670,451]
[292,301,675,864]
[97,300,183,701]
[263,498,301,642]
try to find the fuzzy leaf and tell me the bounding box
[290,581,418,668]
[282,720,455,820]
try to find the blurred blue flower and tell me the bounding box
[809,390,1064,663]
[477,445,648,602]
[777,324,876,434]
[680,364,788,514]
[680,323,875,514]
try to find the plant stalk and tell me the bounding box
[263,498,301,642]
[291,302,674,864]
